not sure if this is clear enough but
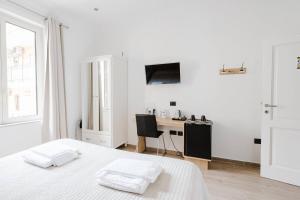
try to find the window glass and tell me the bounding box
[6,23,37,118]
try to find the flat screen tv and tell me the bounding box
[145,62,181,85]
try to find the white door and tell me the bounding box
[261,37,300,186]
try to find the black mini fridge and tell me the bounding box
[184,121,212,160]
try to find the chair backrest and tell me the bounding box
[135,114,159,138]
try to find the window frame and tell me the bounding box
[0,13,44,125]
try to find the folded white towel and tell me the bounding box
[48,150,79,166]
[23,143,79,168]
[23,151,53,168]
[97,158,162,183]
[96,158,162,194]
[31,143,79,167]
[96,172,149,194]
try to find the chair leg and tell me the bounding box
[162,134,167,155]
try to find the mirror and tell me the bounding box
[82,59,111,133]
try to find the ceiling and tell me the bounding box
[9,0,175,25]
[9,0,300,29]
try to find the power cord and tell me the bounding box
[75,119,82,140]
[169,133,184,158]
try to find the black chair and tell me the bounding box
[136,114,166,155]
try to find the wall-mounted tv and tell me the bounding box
[145,62,181,85]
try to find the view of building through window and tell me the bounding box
[6,23,37,118]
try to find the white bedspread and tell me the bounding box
[0,139,207,200]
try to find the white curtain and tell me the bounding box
[42,18,68,142]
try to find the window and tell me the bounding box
[0,14,43,124]
[6,23,37,118]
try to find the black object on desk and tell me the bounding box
[184,120,212,160]
[171,116,187,121]
[191,115,196,121]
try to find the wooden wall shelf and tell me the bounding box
[219,67,247,75]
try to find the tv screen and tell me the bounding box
[145,62,181,85]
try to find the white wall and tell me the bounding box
[0,122,42,157]
[0,1,98,156]
[95,0,300,163]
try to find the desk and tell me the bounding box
[156,117,185,128]
[136,117,211,170]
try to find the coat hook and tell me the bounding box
[240,62,245,71]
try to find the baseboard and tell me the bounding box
[123,144,260,167]
[212,157,260,167]
[126,144,136,148]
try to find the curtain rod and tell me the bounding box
[6,0,69,29]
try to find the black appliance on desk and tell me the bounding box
[184,116,212,160]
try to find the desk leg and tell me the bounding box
[184,157,209,170]
[137,136,146,153]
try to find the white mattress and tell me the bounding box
[0,139,207,200]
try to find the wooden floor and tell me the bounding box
[120,146,300,200]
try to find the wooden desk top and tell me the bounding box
[156,117,185,128]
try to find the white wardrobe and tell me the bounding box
[81,55,127,148]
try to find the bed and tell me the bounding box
[0,139,208,200]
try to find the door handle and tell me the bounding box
[264,104,278,108]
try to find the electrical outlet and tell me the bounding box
[170,101,176,106]
[170,130,177,135]
[254,138,261,144]
[177,131,183,136]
